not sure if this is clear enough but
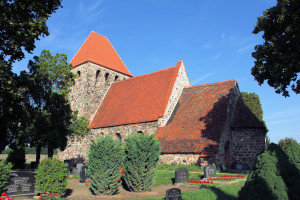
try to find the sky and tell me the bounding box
[12,0,300,143]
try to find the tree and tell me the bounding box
[87,136,125,195]
[20,50,75,166]
[123,133,161,192]
[251,0,300,97]
[241,92,268,131]
[0,0,62,152]
[278,137,300,170]
[0,0,62,64]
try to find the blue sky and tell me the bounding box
[12,0,300,143]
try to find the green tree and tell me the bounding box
[251,0,300,97]
[278,137,300,170]
[68,111,91,138]
[123,133,161,192]
[87,135,125,195]
[241,92,268,131]
[0,0,62,152]
[20,50,75,166]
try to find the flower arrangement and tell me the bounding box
[207,177,232,181]
[0,192,14,200]
[85,178,91,186]
[221,174,245,178]
[188,180,214,184]
[39,192,59,200]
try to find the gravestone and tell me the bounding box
[80,164,88,183]
[30,162,36,169]
[76,163,84,175]
[204,165,216,178]
[6,171,36,198]
[166,188,182,200]
[174,167,189,185]
[64,160,74,174]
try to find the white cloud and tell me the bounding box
[191,73,213,85]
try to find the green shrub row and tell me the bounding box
[1,147,57,155]
[87,133,161,195]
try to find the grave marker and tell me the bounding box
[80,164,88,183]
[174,167,189,185]
[166,188,182,200]
[6,171,36,198]
[204,165,216,178]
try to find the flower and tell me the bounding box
[1,193,6,196]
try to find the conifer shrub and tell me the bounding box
[0,160,12,192]
[6,145,25,169]
[35,158,69,197]
[239,143,298,200]
[87,135,125,195]
[278,137,300,170]
[123,133,161,192]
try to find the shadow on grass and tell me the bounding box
[209,186,237,200]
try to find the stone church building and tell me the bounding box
[58,31,266,169]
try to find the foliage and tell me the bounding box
[0,160,12,193]
[239,143,300,200]
[124,133,161,192]
[251,0,300,97]
[241,92,268,131]
[1,146,57,155]
[278,137,300,170]
[265,134,271,148]
[38,192,60,200]
[35,158,69,197]
[19,49,75,164]
[0,0,62,152]
[87,135,125,195]
[0,0,62,64]
[68,111,91,138]
[6,144,25,169]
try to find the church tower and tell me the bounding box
[68,31,132,121]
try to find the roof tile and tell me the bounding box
[70,31,132,76]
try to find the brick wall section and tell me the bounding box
[158,62,191,126]
[69,62,130,121]
[231,128,266,167]
[57,121,159,161]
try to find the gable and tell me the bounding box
[89,61,182,128]
[155,79,237,153]
[70,31,132,76]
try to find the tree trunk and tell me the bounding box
[35,145,41,168]
[48,147,53,158]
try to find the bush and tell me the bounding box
[278,137,300,170]
[123,133,161,192]
[0,160,12,192]
[87,135,125,195]
[6,145,25,169]
[35,158,69,197]
[239,143,300,200]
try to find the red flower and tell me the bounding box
[1,193,6,196]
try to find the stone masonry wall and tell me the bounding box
[158,63,191,126]
[218,83,240,169]
[159,154,215,167]
[69,62,130,121]
[231,128,266,167]
[57,121,159,161]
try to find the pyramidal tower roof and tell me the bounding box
[70,31,132,76]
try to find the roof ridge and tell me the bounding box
[114,61,181,84]
[188,79,237,88]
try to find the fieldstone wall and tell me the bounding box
[69,62,130,121]
[218,83,240,168]
[57,121,159,161]
[159,154,216,167]
[231,128,266,167]
[158,63,191,126]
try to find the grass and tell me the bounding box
[135,182,245,200]
[156,164,204,172]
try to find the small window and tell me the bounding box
[115,75,119,81]
[77,71,81,77]
[137,131,143,134]
[96,70,100,79]
[105,73,109,81]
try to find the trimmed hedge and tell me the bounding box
[0,160,12,193]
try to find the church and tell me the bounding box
[58,31,266,169]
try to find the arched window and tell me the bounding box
[96,70,100,79]
[105,73,109,81]
[77,71,81,77]
[115,75,119,81]
[115,133,122,143]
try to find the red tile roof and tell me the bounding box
[155,79,237,154]
[70,31,132,76]
[89,61,182,128]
